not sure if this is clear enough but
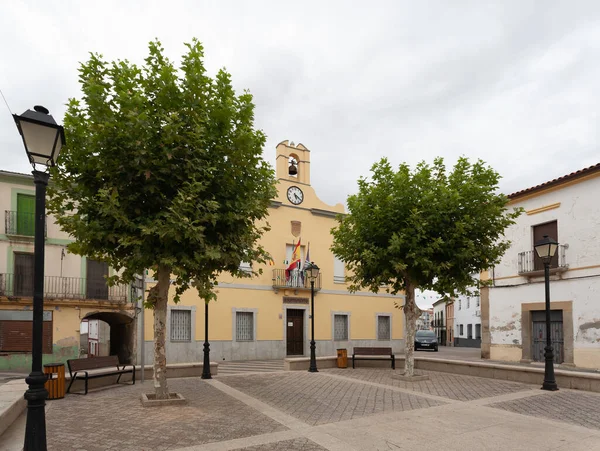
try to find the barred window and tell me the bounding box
[236,312,254,341]
[170,309,191,342]
[377,316,391,340]
[334,314,348,341]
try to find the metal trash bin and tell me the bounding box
[337,349,348,368]
[44,363,65,399]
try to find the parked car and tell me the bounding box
[415,330,438,352]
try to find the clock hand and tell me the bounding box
[294,194,301,201]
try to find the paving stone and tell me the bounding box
[45,379,287,451]
[218,372,444,426]
[237,437,327,450]
[489,390,600,430]
[324,368,533,401]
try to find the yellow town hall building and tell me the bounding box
[142,141,406,362]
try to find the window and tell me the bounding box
[236,311,254,341]
[333,256,345,283]
[458,300,461,310]
[377,316,390,340]
[16,193,35,236]
[466,297,470,309]
[170,309,191,342]
[476,296,480,307]
[334,314,348,341]
[475,324,481,339]
[0,310,52,353]
[459,324,464,336]
[467,324,473,339]
[239,261,252,274]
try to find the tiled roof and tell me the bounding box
[508,163,600,199]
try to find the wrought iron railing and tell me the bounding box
[0,273,128,302]
[5,210,47,237]
[517,245,568,274]
[272,268,322,290]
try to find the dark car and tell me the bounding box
[414,330,438,352]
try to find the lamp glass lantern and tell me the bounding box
[13,105,65,168]
[306,262,320,280]
[534,235,559,261]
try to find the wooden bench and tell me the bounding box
[66,355,135,395]
[352,347,395,369]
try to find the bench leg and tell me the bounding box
[66,377,75,394]
[116,372,122,384]
[352,357,355,369]
[84,377,88,395]
[391,356,395,370]
[132,368,136,385]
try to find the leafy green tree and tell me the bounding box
[331,157,521,376]
[48,39,277,398]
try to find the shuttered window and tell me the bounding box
[236,312,254,341]
[334,314,348,341]
[377,316,391,340]
[333,256,345,283]
[170,309,191,342]
[0,310,53,353]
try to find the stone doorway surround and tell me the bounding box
[520,301,574,365]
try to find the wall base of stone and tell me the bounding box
[489,344,521,362]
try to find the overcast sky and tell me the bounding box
[2,1,599,307]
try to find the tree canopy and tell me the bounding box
[331,156,521,375]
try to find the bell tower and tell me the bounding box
[276,140,311,185]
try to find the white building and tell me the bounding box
[416,308,433,330]
[454,275,481,347]
[483,163,600,370]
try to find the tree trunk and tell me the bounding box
[153,264,171,399]
[403,282,421,377]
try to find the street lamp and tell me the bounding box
[306,262,320,373]
[201,301,211,379]
[534,234,559,391]
[13,105,65,451]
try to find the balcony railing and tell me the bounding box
[518,245,568,275]
[5,210,47,237]
[0,273,129,302]
[272,268,322,291]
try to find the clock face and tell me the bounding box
[287,186,304,205]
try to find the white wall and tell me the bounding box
[454,293,481,338]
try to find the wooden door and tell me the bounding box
[531,310,564,363]
[16,194,35,236]
[533,221,558,270]
[286,309,304,355]
[14,253,34,297]
[86,259,109,300]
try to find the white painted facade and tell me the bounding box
[487,170,600,369]
[454,275,481,347]
[416,308,433,330]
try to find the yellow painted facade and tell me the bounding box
[142,141,405,362]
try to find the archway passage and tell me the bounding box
[82,311,136,364]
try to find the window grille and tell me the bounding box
[334,314,348,341]
[170,309,191,342]
[236,312,254,341]
[377,316,391,340]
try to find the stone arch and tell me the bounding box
[288,153,300,177]
[82,311,136,364]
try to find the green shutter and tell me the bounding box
[17,194,35,236]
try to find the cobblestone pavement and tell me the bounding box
[3,368,600,451]
[490,390,600,430]
[238,438,327,450]
[45,379,287,451]
[218,372,444,425]
[323,367,533,401]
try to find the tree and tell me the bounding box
[47,39,277,398]
[331,157,521,376]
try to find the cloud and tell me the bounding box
[1,0,598,207]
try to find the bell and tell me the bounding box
[288,162,298,176]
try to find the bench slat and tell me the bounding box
[353,347,393,356]
[68,355,121,372]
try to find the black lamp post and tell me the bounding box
[13,105,65,451]
[534,234,559,391]
[306,262,320,373]
[201,302,211,379]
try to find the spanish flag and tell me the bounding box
[285,238,301,278]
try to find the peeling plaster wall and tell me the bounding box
[488,174,600,369]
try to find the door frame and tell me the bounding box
[521,301,573,365]
[283,306,308,357]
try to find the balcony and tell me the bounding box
[272,268,322,292]
[5,210,47,237]
[517,245,568,276]
[0,273,129,302]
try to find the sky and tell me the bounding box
[1,1,598,308]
